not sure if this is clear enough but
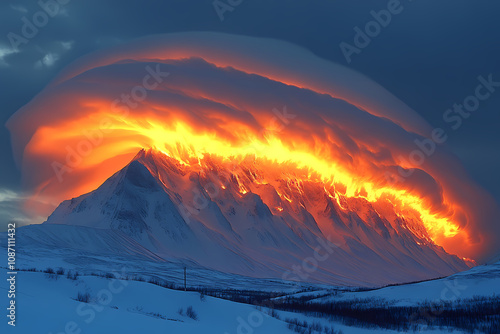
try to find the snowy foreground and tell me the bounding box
[1,262,499,333]
[1,224,499,333]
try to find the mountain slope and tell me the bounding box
[298,260,500,307]
[43,149,469,286]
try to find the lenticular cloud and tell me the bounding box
[6,32,500,261]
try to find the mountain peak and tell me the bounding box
[43,149,470,286]
[123,160,159,189]
[132,147,158,160]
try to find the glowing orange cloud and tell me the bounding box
[6,32,500,262]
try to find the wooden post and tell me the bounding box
[184,267,187,292]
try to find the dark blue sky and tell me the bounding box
[1,0,499,223]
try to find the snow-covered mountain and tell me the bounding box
[42,149,469,286]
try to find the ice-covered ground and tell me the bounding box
[290,261,500,307]
[4,235,327,293]
[1,227,498,333]
[0,268,469,334]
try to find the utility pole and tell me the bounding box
[184,267,187,292]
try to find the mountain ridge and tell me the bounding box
[43,148,470,286]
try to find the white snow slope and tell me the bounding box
[283,261,500,307]
[1,267,476,334]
